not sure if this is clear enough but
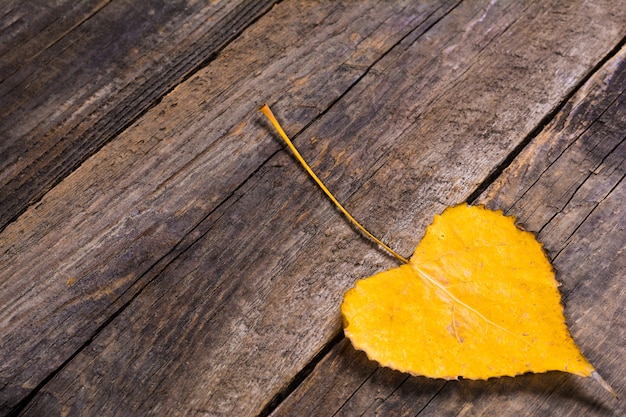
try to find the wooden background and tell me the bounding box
[1,1,624,416]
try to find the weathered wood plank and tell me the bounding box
[0,0,276,231]
[8,1,624,416]
[0,1,109,74]
[270,45,626,417]
[0,1,459,414]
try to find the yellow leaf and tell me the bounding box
[341,204,594,380]
[259,104,615,395]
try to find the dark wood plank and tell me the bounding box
[9,1,625,416]
[0,1,108,74]
[0,0,276,231]
[0,1,459,414]
[270,45,626,417]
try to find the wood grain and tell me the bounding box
[0,1,459,414]
[0,0,276,231]
[5,0,623,416]
[270,45,626,417]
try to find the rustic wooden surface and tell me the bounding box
[0,0,276,231]
[0,1,624,416]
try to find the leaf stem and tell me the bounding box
[259,104,408,264]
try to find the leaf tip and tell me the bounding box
[592,371,619,400]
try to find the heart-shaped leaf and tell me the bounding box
[342,204,593,379]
